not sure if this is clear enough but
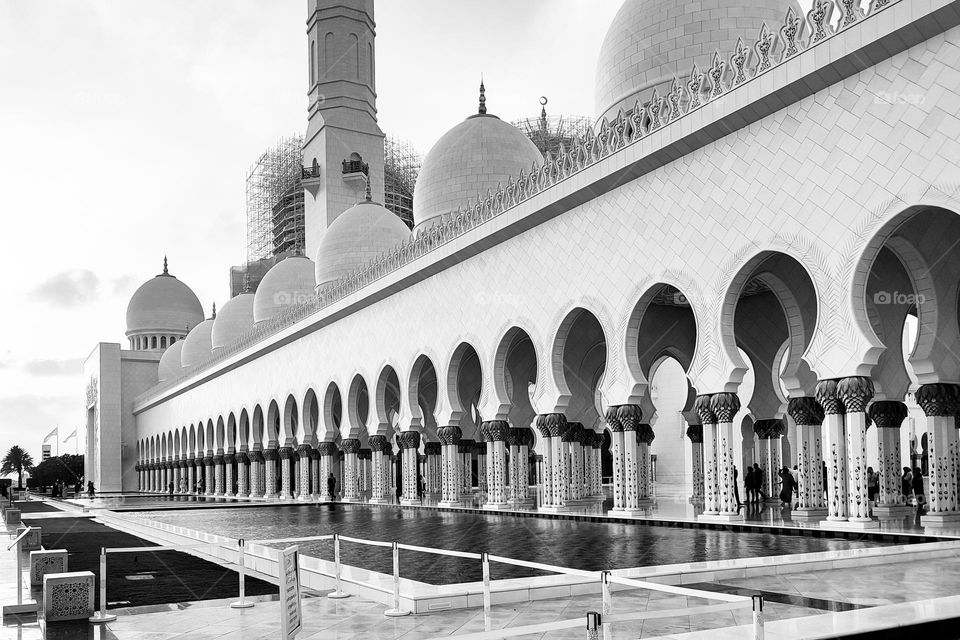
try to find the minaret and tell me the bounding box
[302,0,385,260]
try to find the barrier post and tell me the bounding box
[89,548,117,623]
[230,539,255,609]
[601,571,612,640]
[482,552,491,632]
[752,594,764,640]
[328,533,349,599]
[383,541,409,617]
[586,611,601,640]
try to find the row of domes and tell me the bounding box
[144,0,795,383]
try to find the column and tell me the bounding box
[203,455,215,495]
[837,376,876,528]
[317,442,338,499]
[310,448,320,498]
[917,384,960,525]
[483,421,510,509]
[297,444,313,499]
[248,450,263,497]
[396,431,419,504]
[788,397,826,519]
[424,442,442,498]
[563,422,583,502]
[476,440,488,494]
[173,458,182,493]
[686,425,704,503]
[619,406,643,513]
[536,413,569,512]
[236,451,249,497]
[368,436,390,503]
[637,424,655,504]
[263,449,278,499]
[507,429,521,505]
[188,458,198,494]
[278,446,295,499]
[817,380,848,522]
[341,438,361,502]
[869,401,912,518]
[695,396,722,518]
[361,449,373,496]
[438,426,462,506]
[213,453,225,496]
[224,453,235,496]
[711,393,741,518]
[605,407,626,512]
[461,439,475,496]
[589,432,603,498]
[754,419,784,503]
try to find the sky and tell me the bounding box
[0,0,626,471]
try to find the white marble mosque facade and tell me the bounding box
[87,0,960,529]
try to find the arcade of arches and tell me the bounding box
[135,208,960,528]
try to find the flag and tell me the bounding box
[43,427,58,443]
[63,429,77,443]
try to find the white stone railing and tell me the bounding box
[137,0,900,403]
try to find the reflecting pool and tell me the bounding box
[136,504,892,585]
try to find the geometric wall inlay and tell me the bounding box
[42,571,95,622]
[30,549,68,586]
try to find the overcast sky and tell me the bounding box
[0,0,629,470]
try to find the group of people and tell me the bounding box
[48,479,77,497]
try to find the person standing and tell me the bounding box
[327,472,337,500]
[777,467,795,507]
[744,466,755,504]
[912,467,925,515]
[901,467,913,504]
[866,467,879,516]
[752,463,764,502]
[87,481,96,499]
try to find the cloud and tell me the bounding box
[22,358,83,377]
[32,269,100,307]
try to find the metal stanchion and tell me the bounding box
[586,611,601,640]
[482,552,491,632]
[231,539,255,609]
[2,527,38,617]
[89,548,117,623]
[752,594,764,640]
[383,541,409,617]
[601,570,612,640]
[328,533,349,599]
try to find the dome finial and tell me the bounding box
[163,255,169,275]
[478,76,487,115]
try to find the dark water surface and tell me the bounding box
[137,504,891,585]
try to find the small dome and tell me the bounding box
[125,259,204,336]
[595,0,798,123]
[413,84,543,231]
[158,341,184,383]
[211,293,255,352]
[315,199,411,291]
[253,255,317,323]
[180,318,214,369]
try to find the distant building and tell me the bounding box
[41,444,51,460]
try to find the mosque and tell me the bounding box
[83,0,960,529]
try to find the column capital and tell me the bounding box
[836,376,874,412]
[262,449,278,461]
[868,400,908,428]
[915,383,960,417]
[398,430,421,450]
[193,456,204,466]
[308,448,321,460]
[212,454,224,465]
[815,379,843,414]
[686,424,703,443]
[754,418,785,439]
[604,406,623,432]
[787,396,825,426]
[562,422,584,442]
[424,441,442,455]
[341,438,361,454]
[278,446,296,460]
[485,420,511,442]
[296,443,313,456]
[709,393,740,422]
[234,451,249,464]
[637,423,655,445]
[437,426,462,445]
[473,441,485,454]
[368,434,390,451]
[589,432,604,449]
[457,438,475,454]
[535,413,567,437]
[202,455,215,465]
[617,404,643,431]
[694,395,716,425]
[223,453,236,464]
[247,450,264,463]
[317,441,339,456]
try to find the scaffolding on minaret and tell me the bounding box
[383,135,421,229]
[511,98,594,161]
[245,135,305,264]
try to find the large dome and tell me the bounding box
[180,317,214,369]
[253,255,316,323]
[157,341,184,383]
[315,199,411,291]
[595,0,798,123]
[211,293,254,353]
[413,86,543,231]
[125,260,204,336]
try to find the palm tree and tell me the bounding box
[1,446,34,489]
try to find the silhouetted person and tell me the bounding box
[777,467,795,507]
[733,465,742,507]
[87,481,96,499]
[327,472,336,500]
[913,467,925,515]
[901,467,913,503]
[752,463,764,501]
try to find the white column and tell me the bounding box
[789,398,826,519]
[687,426,704,502]
[298,447,312,499]
[870,401,911,517]
[817,381,848,522]
[237,452,249,496]
[214,454,225,496]
[917,384,960,525]
[341,439,361,502]
[224,454,235,496]
[263,450,278,499]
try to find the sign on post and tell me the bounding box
[279,545,302,638]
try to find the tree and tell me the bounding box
[27,454,83,490]
[1,445,34,489]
